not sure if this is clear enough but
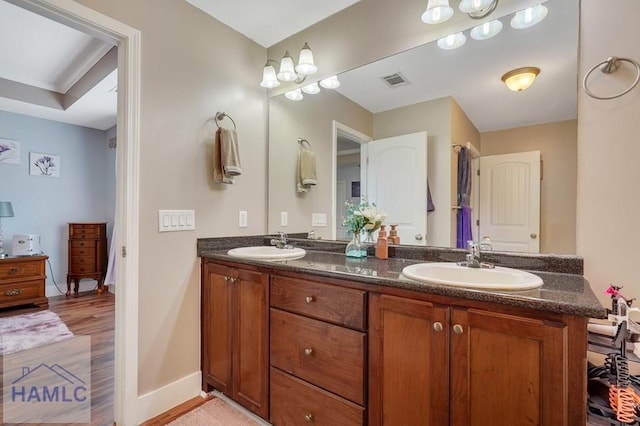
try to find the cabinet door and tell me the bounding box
[202,262,233,394]
[234,268,269,419]
[450,308,567,425]
[369,294,449,426]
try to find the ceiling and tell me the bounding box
[0,0,576,134]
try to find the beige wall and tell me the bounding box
[373,97,453,247]
[578,2,640,306]
[481,120,577,254]
[76,0,267,402]
[268,90,372,239]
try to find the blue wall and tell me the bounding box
[0,111,116,296]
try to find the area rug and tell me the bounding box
[0,310,74,356]
[168,397,261,426]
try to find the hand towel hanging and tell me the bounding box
[296,139,317,192]
[213,127,242,184]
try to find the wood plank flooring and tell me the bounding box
[0,290,115,426]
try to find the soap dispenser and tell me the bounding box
[389,224,400,245]
[376,225,388,260]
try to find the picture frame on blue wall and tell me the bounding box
[0,139,20,164]
[29,152,60,177]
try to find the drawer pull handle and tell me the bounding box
[304,348,313,357]
[5,289,22,296]
[304,414,313,423]
[305,296,315,304]
[8,267,19,275]
[453,324,464,335]
[433,322,443,332]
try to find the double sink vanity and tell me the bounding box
[198,235,605,425]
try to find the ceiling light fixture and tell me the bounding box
[260,42,317,88]
[510,4,548,29]
[470,19,503,40]
[501,67,540,92]
[437,32,467,50]
[421,0,454,24]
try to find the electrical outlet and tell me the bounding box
[238,210,248,228]
[280,212,288,226]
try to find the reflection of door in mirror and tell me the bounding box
[479,151,541,253]
[365,131,428,246]
[333,122,371,240]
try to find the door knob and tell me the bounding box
[433,322,443,332]
[415,234,423,241]
[530,233,537,239]
[453,324,464,335]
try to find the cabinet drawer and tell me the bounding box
[70,240,95,249]
[71,256,96,268]
[270,368,364,426]
[71,247,96,257]
[0,260,42,281]
[0,280,42,304]
[271,275,366,330]
[270,308,365,405]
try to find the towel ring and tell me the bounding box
[215,111,237,129]
[298,138,311,150]
[583,56,640,100]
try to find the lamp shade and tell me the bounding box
[319,75,340,89]
[285,88,304,101]
[470,19,503,40]
[295,43,317,76]
[458,0,494,13]
[260,63,280,88]
[421,0,453,24]
[301,82,321,94]
[501,67,540,92]
[511,4,548,29]
[437,32,466,50]
[277,52,297,81]
[0,201,13,217]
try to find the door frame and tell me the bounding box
[10,0,142,424]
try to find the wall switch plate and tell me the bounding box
[280,212,288,227]
[159,210,195,232]
[311,213,327,227]
[239,210,248,228]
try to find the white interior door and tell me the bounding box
[479,151,540,253]
[366,131,428,245]
[336,180,347,239]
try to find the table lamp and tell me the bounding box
[0,201,14,259]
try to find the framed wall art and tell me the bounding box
[30,152,60,177]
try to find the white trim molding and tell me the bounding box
[137,371,203,424]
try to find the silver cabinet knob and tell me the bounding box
[530,233,537,239]
[305,296,315,304]
[453,324,464,335]
[304,414,313,423]
[415,234,423,241]
[433,322,443,332]
[304,348,313,356]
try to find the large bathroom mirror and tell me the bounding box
[268,0,578,254]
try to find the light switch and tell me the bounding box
[311,213,327,227]
[159,210,196,232]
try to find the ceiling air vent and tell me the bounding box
[381,72,409,88]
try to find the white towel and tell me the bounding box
[213,128,241,184]
[297,149,317,192]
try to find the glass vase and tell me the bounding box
[345,232,367,258]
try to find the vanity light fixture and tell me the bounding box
[421,0,454,24]
[260,42,317,88]
[470,19,503,40]
[285,88,304,101]
[501,67,540,92]
[301,82,321,94]
[437,32,466,50]
[459,0,498,19]
[510,4,548,29]
[319,75,340,89]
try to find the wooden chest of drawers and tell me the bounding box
[66,222,107,296]
[0,255,48,309]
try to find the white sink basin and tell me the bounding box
[402,262,543,290]
[227,246,306,261]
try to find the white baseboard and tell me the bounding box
[137,371,202,425]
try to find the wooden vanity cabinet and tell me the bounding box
[269,275,367,425]
[369,293,588,426]
[201,260,269,419]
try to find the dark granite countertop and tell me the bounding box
[198,237,606,319]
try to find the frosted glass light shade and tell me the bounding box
[421,0,453,24]
[319,75,340,89]
[501,67,540,92]
[260,64,280,88]
[285,88,304,101]
[511,4,548,29]
[301,82,321,94]
[0,201,14,217]
[295,43,317,75]
[437,32,466,50]
[277,52,297,81]
[470,19,503,40]
[458,0,493,13]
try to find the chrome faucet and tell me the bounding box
[458,240,494,269]
[270,232,291,249]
